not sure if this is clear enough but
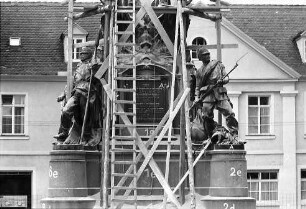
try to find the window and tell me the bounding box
[301,170,306,200]
[1,95,25,135]
[293,31,306,63]
[247,171,278,201]
[73,37,85,61]
[9,37,21,46]
[191,37,207,59]
[63,24,88,63]
[248,96,270,134]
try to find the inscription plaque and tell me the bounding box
[126,80,168,123]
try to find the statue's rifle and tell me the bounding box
[189,52,248,112]
[80,26,103,144]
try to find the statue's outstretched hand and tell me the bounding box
[57,94,65,103]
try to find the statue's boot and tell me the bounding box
[63,123,81,144]
[211,130,226,144]
[53,114,71,142]
[53,132,68,141]
[86,139,100,146]
[231,134,246,144]
[86,128,102,147]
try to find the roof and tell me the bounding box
[224,5,306,77]
[0,2,100,75]
[0,2,306,78]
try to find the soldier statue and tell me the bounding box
[54,47,103,146]
[191,47,245,145]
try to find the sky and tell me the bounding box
[1,0,306,5]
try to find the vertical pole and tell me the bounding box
[178,1,195,208]
[216,0,222,125]
[163,8,180,208]
[66,0,73,99]
[103,1,111,62]
[179,82,186,205]
[179,1,187,203]
[102,1,111,208]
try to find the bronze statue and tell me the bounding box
[54,47,103,146]
[191,47,245,145]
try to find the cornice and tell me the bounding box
[280,90,298,97]
[0,75,66,82]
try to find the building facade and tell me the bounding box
[1,2,306,209]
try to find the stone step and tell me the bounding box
[201,196,256,209]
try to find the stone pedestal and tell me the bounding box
[201,144,256,209]
[85,149,101,196]
[48,148,88,197]
[41,145,99,209]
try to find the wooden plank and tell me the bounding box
[186,43,238,50]
[101,78,112,99]
[113,91,184,194]
[163,6,180,208]
[179,19,186,207]
[142,0,174,56]
[116,101,186,209]
[66,0,73,100]
[113,6,230,14]
[64,5,112,21]
[179,96,186,204]
[182,7,230,16]
[95,60,110,80]
[102,3,112,208]
[216,0,223,125]
[136,88,190,192]
[173,139,212,193]
[178,1,196,208]
[74,39,104,48]
[176,54,187,206]
[112,92,186,209]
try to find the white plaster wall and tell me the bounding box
[187,15,301,208]
[187,16,291,80]
[0,79,65,208]
[0,80,65,152]
[296,81,306,151]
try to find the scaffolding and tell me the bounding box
[63,0,231,208]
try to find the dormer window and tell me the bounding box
[73,37,86,61]
[9,37,21,46]
[63,23,88,62]
[293,31,306,63]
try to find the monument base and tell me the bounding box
[201,196,256,209]
[41,197,96,209]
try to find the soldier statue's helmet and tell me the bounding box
[80,47,92,55]
[197,47,210,58]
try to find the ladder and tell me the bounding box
[110,0,137,208]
